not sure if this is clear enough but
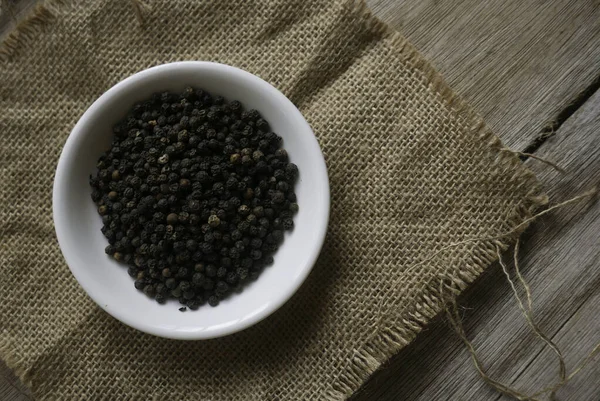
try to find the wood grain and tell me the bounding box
[1,0,600,400]
[0,360,30,401]
[367,0,600,151]
[496,91,600,401]
[352,88,600,401]
[0,0,36,37]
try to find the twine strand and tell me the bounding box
[412,189,594,280]
[441,190,599,400]
[501,148,566,174]
[497,242,566,382]
[375,188,597,324]
[130,0,151,27]
[443,289,544,401]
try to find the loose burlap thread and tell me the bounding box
[0,0,547,399]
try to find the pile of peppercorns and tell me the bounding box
[89,87,298,310]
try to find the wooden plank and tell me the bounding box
[508,290,600,401]
[0,0,36,37]
[1,1,600,400]
[352,89,600,400]
[366,0,600,151]
[3,0,599,151]
[491,89,600,401]
[0,361,30,401]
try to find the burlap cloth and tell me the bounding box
[0,0,545,399]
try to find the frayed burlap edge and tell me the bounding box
[324,1,546,399]
[0,0,147,391]
[0,1,546,399]
[0,336,33,390]
[0,0,71,390]
[0,0,71,61]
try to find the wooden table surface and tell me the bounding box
[1,1,599,400]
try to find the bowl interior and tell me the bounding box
[53,62,329,339]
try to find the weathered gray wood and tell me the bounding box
[1,1,600,400]
[493,90,600,401]
[367,0,600,151]
[0,361,30,401]
[352,89,600,401]
[0,0,36,37]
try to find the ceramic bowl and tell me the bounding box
[53,62,329,340]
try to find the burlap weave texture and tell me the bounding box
[0,0,544,399]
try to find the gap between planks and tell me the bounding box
[352,87,600,401]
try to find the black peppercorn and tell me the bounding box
[208,214,221,228]
[283,218,294,230]
[272,230,284,242]
[208,296,219,307]
[217,266,227,278]
[178,212,190,224]
[249,225,259,237]
[192,272,205,285]
[274,148,288,160]
[216,280,229,294]
[204,264,217,278]
[186,239,198,251]
[229,247,240,259]
[226,271,238,284]
[91,87,298,310]
[166,213,178,225]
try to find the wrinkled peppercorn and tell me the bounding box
[91,87,298,310]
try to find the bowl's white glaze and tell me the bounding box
[53,62,329,340]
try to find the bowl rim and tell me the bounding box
[53,61,330,340]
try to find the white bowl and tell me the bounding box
[53,62,330,340]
